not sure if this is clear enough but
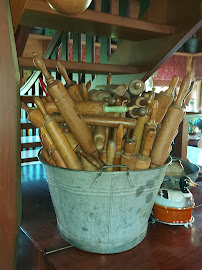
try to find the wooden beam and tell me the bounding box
[15,25,31,57]
[18,57,149,75]
[10,0,28,32]
[128,0,140,19]
[0,0,21,269]
[142,19,202,81]
[20,0,175,42]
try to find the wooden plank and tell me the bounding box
[0,1,21,269]
[18,57,149,75]
[128,0,140,19]
[20,0,175,42]
[10,0,28,32]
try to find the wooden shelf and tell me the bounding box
[20,0,176,42]
[18,57,149,75]
[29,33,52,41]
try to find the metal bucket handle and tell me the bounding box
[90,165,135,189]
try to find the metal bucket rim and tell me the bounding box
[38,148,172,174]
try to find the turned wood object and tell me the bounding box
[93,126,106,150]
[47,0,92,15]
[114,124,124,170]
[141,129,156,157]
[44,100,128,115]
[150,75,191,166]
[105,141,116,172]
[155,75,179,124]
[57,60,83,101]
[80,83,89,101]
[21,102,44,128]
[128,79,145,96]
[33,53,98,158]
[95,84,128,97]
[89,90,115,105]
[41,148,56,166]
[121,138,136,171]
[140,100,158,154]
[80,156,98,171]
[99,127,109,164]
[34,96,83,170]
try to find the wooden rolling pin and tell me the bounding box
[121,138,136,171]
[140,100,158,154]
[41,148,56,166]
[56,60,83,101]
[80,83,90,101]
[44,101,129,116]
[128,79,145,96]
[99,127,109,164]
[89,90,115,105]
[134,129,156,170]
[132,98,154,154]
[40,131,67,168]
[113,124,124,171]
[22,102,67,168]
[105,141,116,172]
[93,126,106,150]
[150,75,191,166]
[95,84,128,97]
[33,53,98,159]
[34,96,83,170]
[63,127,101,168]
[80,156,98,171]
[155,75,179,124]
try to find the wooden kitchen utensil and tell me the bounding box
[99,127,109,164]
[34,96,83,170]
[33,53,99,159]
[155,75,179,124]
[150,75,191,166]
[105,141,116,172]
[121,138,136,171]
[56,60,83,101]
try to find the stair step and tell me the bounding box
[21,136,41,149]
[21,149,39,163]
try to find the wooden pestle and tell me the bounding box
[140,100,158,154]
[33,53,98,158]
[132,91,155,154]
[121,138,136,171]
[22,102,67,168]
[99,127,109,164]
[34,96,83,170]
[155,75,179,124]
[134,129,156,170]
[150,75,191,166]
[105,141,116,172]
[44,101,128,116]
[113,124,124,171]
[56,60,83,101]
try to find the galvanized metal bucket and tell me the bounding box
[39,151,171,254]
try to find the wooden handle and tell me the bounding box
[32,53,54,84]
[86,80,91,91]
[155,92,173,124]
[80,156,98,171]
[134,154,151,170]
[116,124,124,152]
[21,102,31,113]
[107,73,112,85]
[41,148,56,166]
[106,141,116,172]
[148,100,158,125]
[124,138,136,155]
[174,75,191,107]
[165,75,179,94]
[132,114,150,154]
[141,129,156,157]
[94,126,106,150]
[51,149,68,168]
[67,83,84,101]
[34,96,48,117]
[56,60,72,85]
[80,83,89,101]
[103,127,109,151]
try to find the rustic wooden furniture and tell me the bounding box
[1,0,202,269]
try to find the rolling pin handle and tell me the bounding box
[34,96,48,117]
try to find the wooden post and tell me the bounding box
[0,0,21,269]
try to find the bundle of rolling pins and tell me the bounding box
[21,53,191,172]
